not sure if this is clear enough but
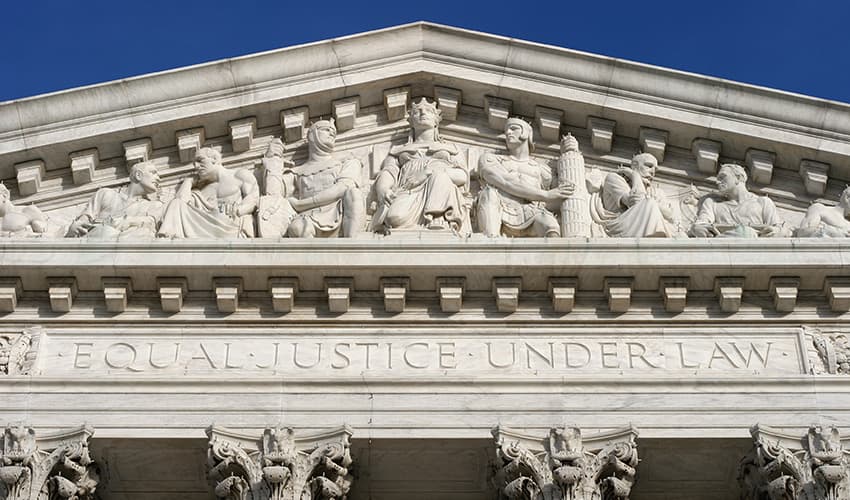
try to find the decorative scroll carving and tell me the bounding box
[0,424,99,500]
[206,424,353,500]
[805,327,850,375]
[795,186,850,238]
[258,120,365,238]
[370,98,469,234]
[589,152,679,238]
[66,160,163,240]
[0,328,41,376]
[690,163,788,238]
[158,148,259,238]
[491,424,639,500]
[476,118,572,237]
[0,184,47,238]
[739,424,850,500]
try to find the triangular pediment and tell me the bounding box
[1,21,848,233]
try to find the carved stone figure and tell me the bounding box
[589,152,677,238]
[690,163,786,238]
[67,160,163,240]
[0,328,41,376]
[796,186,850,237]
[491,424,639,500]
[739,424,850,500]
[158,148,259,238]
[0,424,99,500]
[477,118,573,237]
[371,98,468,234]
[258,121,365,238]
[0,185,47,237]
[206,424,353,500]
[806,326,850,375]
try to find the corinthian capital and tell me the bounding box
[0,424,99,500]
[491,424,639,500]
[206,424,353,500]
[739,424,850,500]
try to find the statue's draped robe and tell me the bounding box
[73,187,163,239]
[371,142,466,230]
[694,192,779,238]
[158,188,252,239]
[288,158,361,236]
[590,173,670,238]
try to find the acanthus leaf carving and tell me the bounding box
[805,327,850,376]
[206,424,353,500]
[0,328,42,376]
[738,424,850,500]
[491,424,639,500]
[0,424,99,500]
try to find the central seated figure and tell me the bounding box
[370,98,468,234]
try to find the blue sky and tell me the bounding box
[4,0,850,103]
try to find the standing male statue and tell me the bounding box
[476,117,573,237]
[690,163,786,238]
[158,147,259,238]
[259,120,364,238]
[370,98,468,234]
[590,152,676,238]
[0,184,47,237]
[67,160,163,239]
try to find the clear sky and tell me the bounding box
[3,0,850,104]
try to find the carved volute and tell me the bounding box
[739,424,850,500]
[0,424,99,500]
[206,424,353,500]
[491,424,639,500]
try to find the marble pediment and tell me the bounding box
[0,22,848,240]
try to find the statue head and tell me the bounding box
[631,152,658,180]
[194,147,223,183]
[717,163,748,196]
[840,185,850,214]
[129,161,160,195]
[408,98,441,139]
[505,117,535,153]
[307,119,337,156]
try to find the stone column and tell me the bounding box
[0,424,99,500]
[557,134,591,238]
[206,424,353,500]
[491,424,639,500]
[739,424,850,500]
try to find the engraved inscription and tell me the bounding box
[49,335,802,377]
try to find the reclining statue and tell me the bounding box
[0,184,47,237]
[795,185,850,237]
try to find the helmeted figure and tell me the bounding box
[477,118,573,237]
[259,120,365,238]
[370,98,469,233]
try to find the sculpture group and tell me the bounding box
[5,97,849,241]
